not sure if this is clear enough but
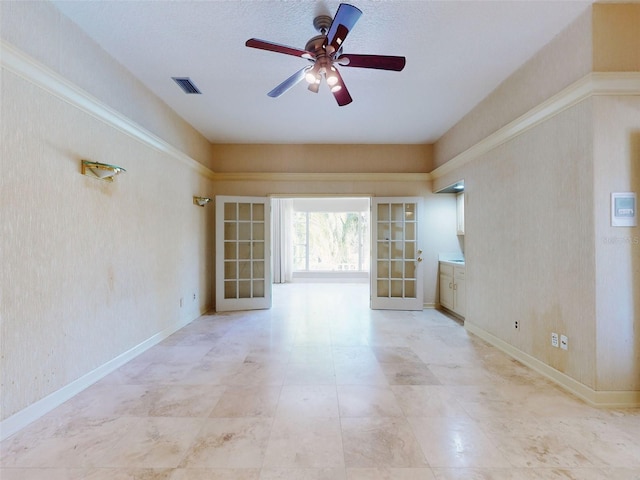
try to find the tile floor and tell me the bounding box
[2,283,639,479]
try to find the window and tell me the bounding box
[293,210,369,272]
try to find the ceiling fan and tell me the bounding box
[245,3,406,106]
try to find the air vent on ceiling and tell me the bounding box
[172,77,201,94]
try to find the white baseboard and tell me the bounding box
[464,321,640,408]
[0,309,208,441]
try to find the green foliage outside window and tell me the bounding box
[294,211,369,272]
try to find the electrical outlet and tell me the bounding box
[514,321,519,329]
[551,332,559,348]
[560,335,568,350]
[193,293,196,301]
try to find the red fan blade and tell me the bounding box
[268,67,312,98]
[331,68,353,106]
[325,3,362,55]
[337,54,406,71]
[246,38,314,59]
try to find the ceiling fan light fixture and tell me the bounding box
[330,84,342,93]
[326,68,338,86]
[305,71,317,84]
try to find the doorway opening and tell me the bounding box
[215,195,423,312]
[271,196,371,286]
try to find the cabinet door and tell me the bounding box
[454,276,466,317]
[439,273,454,310]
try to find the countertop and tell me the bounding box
[439,259,465,267]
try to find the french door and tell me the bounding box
[371,197,423,310]
[215,196,271,312]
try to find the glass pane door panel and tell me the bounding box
[254,261,264,277]
[377,204,389,221]
[224,203,236,221]
[391,224,404,241]
[253,204,264,221]
[404,242,415,259]
[253,224,265,240]
[252,242,264,259]
[224,223,237,240]
[224,243,236,259]
[378,261,389,278]
[224,282,236,299]
[391,204,404,221]
[391,242,404,258]
[253,281,264,297]
[238,261,251,279]
[238,223,251,240]
[377,224,390,240]
[377,280,389,297]
[390,261,404,278]
[224,262,236,279]
[238,243,251,260]
[405,204,416,218]
[238,281,251,298]
[405,223,415,240]
[405,280,416,297]
[239,203,251,221]
[405,262,416,279]
[377,242,389,259]
[390,280,403,297]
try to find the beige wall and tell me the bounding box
[0,0,214,169]
[453,101,597,388]
[212,144,433,173]
[434,8,593,169]
[593,96,640,391]
[432,3,640,397]
[593,3,640,72]
[1,2,215,422]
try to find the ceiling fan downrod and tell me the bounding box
[313,14,333,35]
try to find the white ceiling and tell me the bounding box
[51,0,593,145]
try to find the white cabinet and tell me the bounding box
[454,266,465,317]
[439,266,454,311]
[456,192,465,235]
[439,262,465,318]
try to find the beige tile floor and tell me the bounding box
[2,283,639,479]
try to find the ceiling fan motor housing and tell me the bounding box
[304,35,327,57]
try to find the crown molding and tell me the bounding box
[211,172,431,182]
[1,40,431,185]
[0,40,217,181]
[431,72,640,180]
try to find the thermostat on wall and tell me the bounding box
[611,192,636,227]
